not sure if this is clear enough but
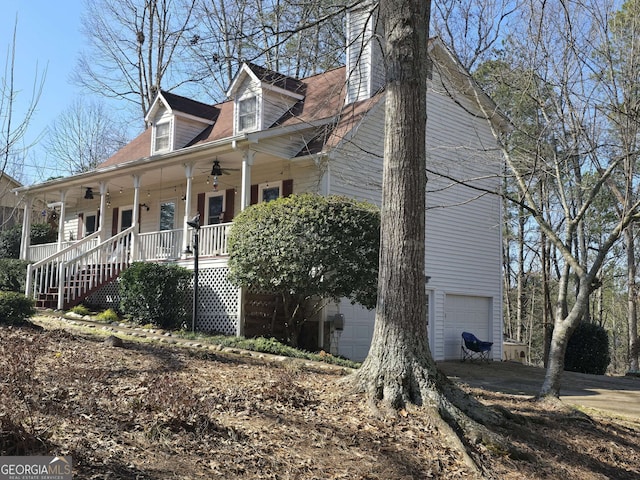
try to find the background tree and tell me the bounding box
[187,0,346,102]
[227,194,380,347]
[45,98,130,174]
[74,0,199,127]
[1,18,45,225]
[468,0,640,396]
[431,0,517,72]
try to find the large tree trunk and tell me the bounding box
[346,2,516,471]
[352,0,431,408]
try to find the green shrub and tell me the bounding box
[565,322,610,375]
[70,304,91,316]
[96,308,120,323]
[0,292,35,326]
[118,262,192,329]
[0,226,21,259]
[0,259,29,292]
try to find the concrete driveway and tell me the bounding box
[438,361,640,419]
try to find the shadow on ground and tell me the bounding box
[438,360,640,418]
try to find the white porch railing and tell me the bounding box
[136,223,230,260]
[138,229,184,261]
[28,237,100,263]
[199,222,231,256]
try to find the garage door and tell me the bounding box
[337,302,375,362]
[444,295,491,360]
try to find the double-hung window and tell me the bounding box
[154,122,171,152]
[238,97,257,131]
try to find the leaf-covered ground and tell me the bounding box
[1,322,639,479]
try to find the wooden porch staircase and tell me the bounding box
[27,227,135,311]
[35,263,125,310]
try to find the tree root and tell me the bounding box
[344,360,534,478]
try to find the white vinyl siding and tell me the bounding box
[345,5,385,104]
[328,65,503,362]
[173,117,210,149]
[261,90,298,129]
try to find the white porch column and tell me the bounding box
[19,196,33,260]
[98,181,108,242]
[131,175,142,260]
[182,164,195,254]
[240,150,255,211]
[56,191,67,250]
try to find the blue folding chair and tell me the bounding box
[461,331,493,362]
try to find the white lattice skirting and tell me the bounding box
[85,265,239,335]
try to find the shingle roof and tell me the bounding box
[98,65,370,168]
[160,90,219,120]
[245,62,306,95]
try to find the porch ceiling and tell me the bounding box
[16,142,287,208]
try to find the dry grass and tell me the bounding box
[1,324,639,479]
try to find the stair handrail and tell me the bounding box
[57,226,136,309]
[25,230,102,299]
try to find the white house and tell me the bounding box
[13,6,505,361]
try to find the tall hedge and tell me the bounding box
[564,322,610,375]
[118,262,192,329]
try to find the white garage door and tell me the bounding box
[444,295,491,360]
[337,302,375,362]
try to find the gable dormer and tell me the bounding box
[146,91,219,155]
[226,63,305,135]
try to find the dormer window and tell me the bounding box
[154,121,171,152]
[238,97,258,131]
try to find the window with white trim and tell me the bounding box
[258,180,283,203]
[154,122,171,152]
[159,200,176,231]
[238,96,258,131]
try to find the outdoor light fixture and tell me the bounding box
[211,160,223,192]
[84,187,94,200]
[140,203,150,211]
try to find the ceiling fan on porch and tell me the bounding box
[209,159,239,192]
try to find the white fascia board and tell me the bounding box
[245,116,336,144]
[261,83,304,101]
[226,64,259,98]
[145,93,171,124]
[173,111,216,125]
[13,134,250,195]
